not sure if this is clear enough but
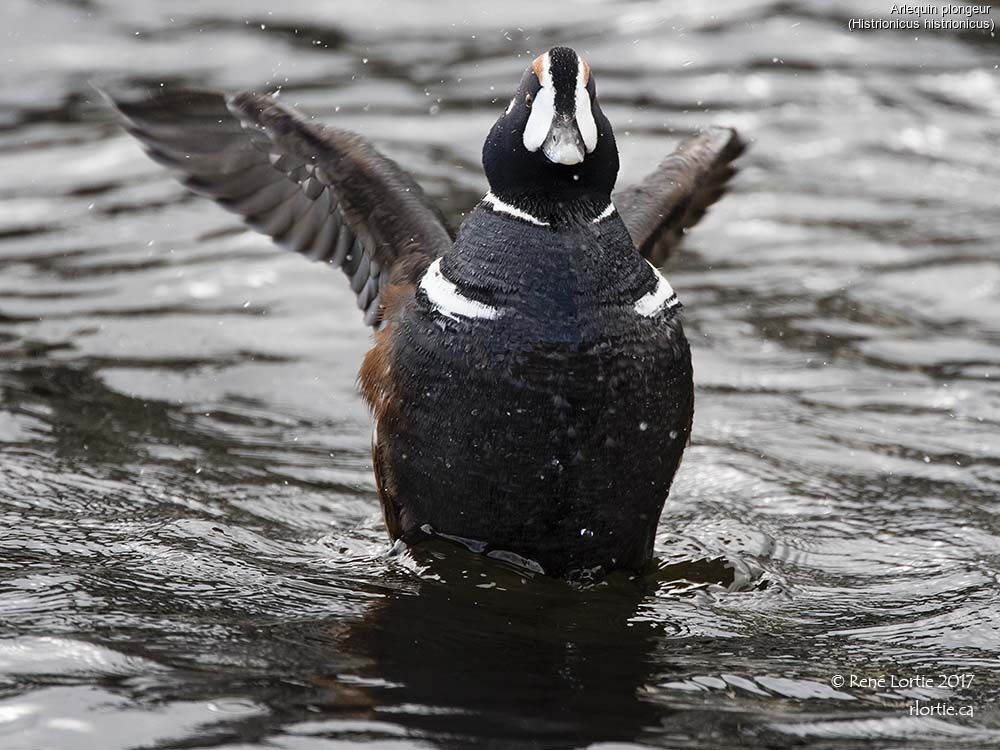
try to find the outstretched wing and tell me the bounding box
[615,127,745,266]
[103,87,453,326]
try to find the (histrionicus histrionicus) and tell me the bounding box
[103,45,744,578]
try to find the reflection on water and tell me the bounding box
[2,0,1000,747]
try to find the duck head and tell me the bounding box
[483,46,619,209]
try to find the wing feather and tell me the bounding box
[103,87,453,326]
[615,127,745,266]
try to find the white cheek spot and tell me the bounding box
[575,64,598,153]
[523,86,554,152]
[523,52,553,153]
[634,261,680,317]
[419,258,503,321]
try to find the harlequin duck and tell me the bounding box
[104,46,744,577]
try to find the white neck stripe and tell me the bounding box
[483,192,549,226]
[419,258,502,321]
[635,260,680,317]
[592,202,616,224]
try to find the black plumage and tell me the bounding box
[380,206,692,575]
[102,45,744,577]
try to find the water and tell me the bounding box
[2,1,1000,747]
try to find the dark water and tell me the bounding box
[3,1,1000,747]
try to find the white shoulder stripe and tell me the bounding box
[483,192,549,226]
[419,258,502,321]
[592,202,616,224]
[635,261,680,317]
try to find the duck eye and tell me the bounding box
[525,92,533,108]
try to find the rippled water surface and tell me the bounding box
[3,1,1000,748]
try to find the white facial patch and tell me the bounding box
[521,52,599,155]
[419,258,502,321]
[634,261,681,317]
[523,53,554,152]
[575,64,597,153]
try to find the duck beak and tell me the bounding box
[542,115,586,165]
